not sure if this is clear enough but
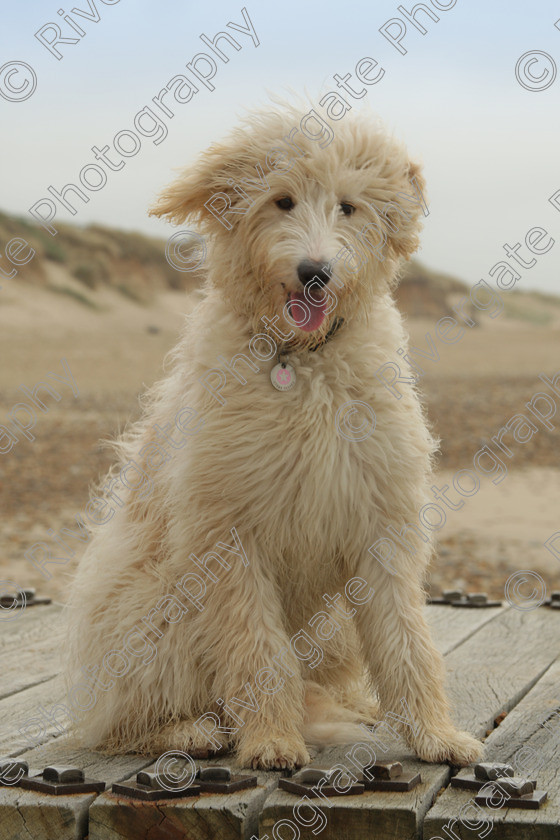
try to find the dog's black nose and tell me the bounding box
[297,260,330,288]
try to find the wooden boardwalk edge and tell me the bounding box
[424,655,560,840]
[1,605,559,839]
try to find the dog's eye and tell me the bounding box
[340,202,356,216]
[275,197,295,211]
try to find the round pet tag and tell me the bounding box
[270,362,296,392]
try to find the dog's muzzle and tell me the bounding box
[287,260,331,332]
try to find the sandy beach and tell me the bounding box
[1,275,559,603]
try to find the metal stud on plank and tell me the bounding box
[0,588,52,608]
[0,758,29,786]
[467,593,488,604]
[474,762,514,781]
[298,767,338,784]
[443,590,463,603]
[452,592,502,608]
[43,766,85,783]
[112,770,201,801]
[362,761,421,792]
[198,766,231,781]
[451,774,488,792]
[364,761,403,780]
[475,783,547,810]
[428,590,464,604]
[136,770,168,789]
[453,773,535,793]
[428,590,501,607]
[279,766,364,798]
[196,765,258,793]
[20,765,105,795]
[486,776,534,797]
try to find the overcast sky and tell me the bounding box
[2,0,560,292]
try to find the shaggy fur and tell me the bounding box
[64,103,483,770]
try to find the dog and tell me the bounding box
[64,102,483,770]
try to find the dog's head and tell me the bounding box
[150,103,426,349]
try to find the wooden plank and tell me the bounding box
[0,605,490,838]
[2,606,558,838]
[0,605,65,755]
[261,745,447,840]
[0,675,68,756]
[424,653,560,839]
[89,756,280,840]
[0,604,62,700]
[444,608,560,737]
[0,605,61,653]
[0,638,60,702]
[425,604,506,656]
[0,739,154,840]
[0,786,97,840]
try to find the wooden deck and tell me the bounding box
[1,602,559,839]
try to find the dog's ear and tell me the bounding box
[380,159,427,261]
[149,135,248,227]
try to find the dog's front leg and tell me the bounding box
[200,534,310,771]
[353,559,483,766]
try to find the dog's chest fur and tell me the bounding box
[174,292,433,577]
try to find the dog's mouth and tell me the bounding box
[287,289,328,333]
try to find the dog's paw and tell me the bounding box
[414,728,484,766]
[238,735,310,771]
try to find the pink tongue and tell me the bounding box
[288,291,327,333]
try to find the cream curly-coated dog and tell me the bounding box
[64,102,483,770]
